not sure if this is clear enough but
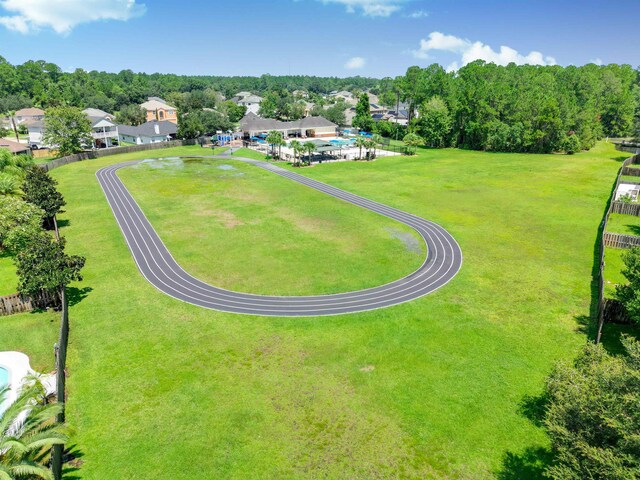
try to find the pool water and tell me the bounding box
[0,367,8,415]
[0,367,8,389]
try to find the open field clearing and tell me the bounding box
[0,142,625,479]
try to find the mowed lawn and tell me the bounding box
[0,142,625,479]
[117,157,424,295]
[0,253,18,296]
[606,212,640,236]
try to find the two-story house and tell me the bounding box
[140,97,178,124]
[231,92,263,115]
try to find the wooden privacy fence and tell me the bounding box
[596,153,639,342]
[0,291,57,316]
[620,166,640,176]
[41,139,197,172]
[611,202,640,216]
[603,232,640,249]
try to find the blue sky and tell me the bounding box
[0,0,638,78]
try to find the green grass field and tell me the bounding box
[619,175,640,184]
[118,157,424,295]
[605,213,640,236]
[604,247,626,297]
[0,253,18,296]
[0,142,628,479]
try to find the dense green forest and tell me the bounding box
[0,56,379,114]
[379,62,639,153]
[1,56,638,154]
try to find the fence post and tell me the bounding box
[51,286,68,480]
[596,153,640,343]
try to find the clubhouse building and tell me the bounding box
[239,112,337,139]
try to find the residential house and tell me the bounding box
[0,138,30,155]
[385,109,410,126]
[231,92,263,115]
[330,91,357,106]
[28,109,119,148]
[140,97,178,124]
[27,121,45,147]
[344,107,356,126]
[87,115,119,148]
[13,107,45,124]
[366,92,380,105]
[118,120,177,145]
[369,103,388,115]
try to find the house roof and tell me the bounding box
[388,110,409,119]
[239,114,337,133]
[118,120,177,138]
[140,97,176,111]
[15,107,44,117]
[238,95,262,104]
[21,118,42,127]
[0,138,30,154]
[239,113,288,132]
[83,108,114,119]
[88,117,116,128]
[293,116,337,129]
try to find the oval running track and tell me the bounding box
[95,156,462,316]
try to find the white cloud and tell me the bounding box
[413,31,556,69]
[0,0,146,34]
[345,56,366,69]
[407,10,428,18]
[319,0,403,17]
[590,58,603,66]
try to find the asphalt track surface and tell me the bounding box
[96,155,463,316]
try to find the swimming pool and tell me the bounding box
[0,366,9,415]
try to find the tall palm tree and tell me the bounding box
[0,379,67,480]
[372,134,383,158]
[265,130,283,159]
[364,139,376,160]
[289,140,303,166]
[355,136,367,160]
[303,141,315,165]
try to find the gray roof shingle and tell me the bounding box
[118,120,177,137]
[239,114,337,132]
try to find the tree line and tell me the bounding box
[378,61,638,154]
[0,56,379,116]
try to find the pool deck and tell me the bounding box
[0,351,55,414]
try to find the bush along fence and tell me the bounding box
[41,139,197,172]
[596,153,640,341]
[0,290,58,316]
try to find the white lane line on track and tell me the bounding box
[97,161,458,310]
[97,161,461,312]
[101,164,456,307]
[103,162,456,300]
[95,157,462,316]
